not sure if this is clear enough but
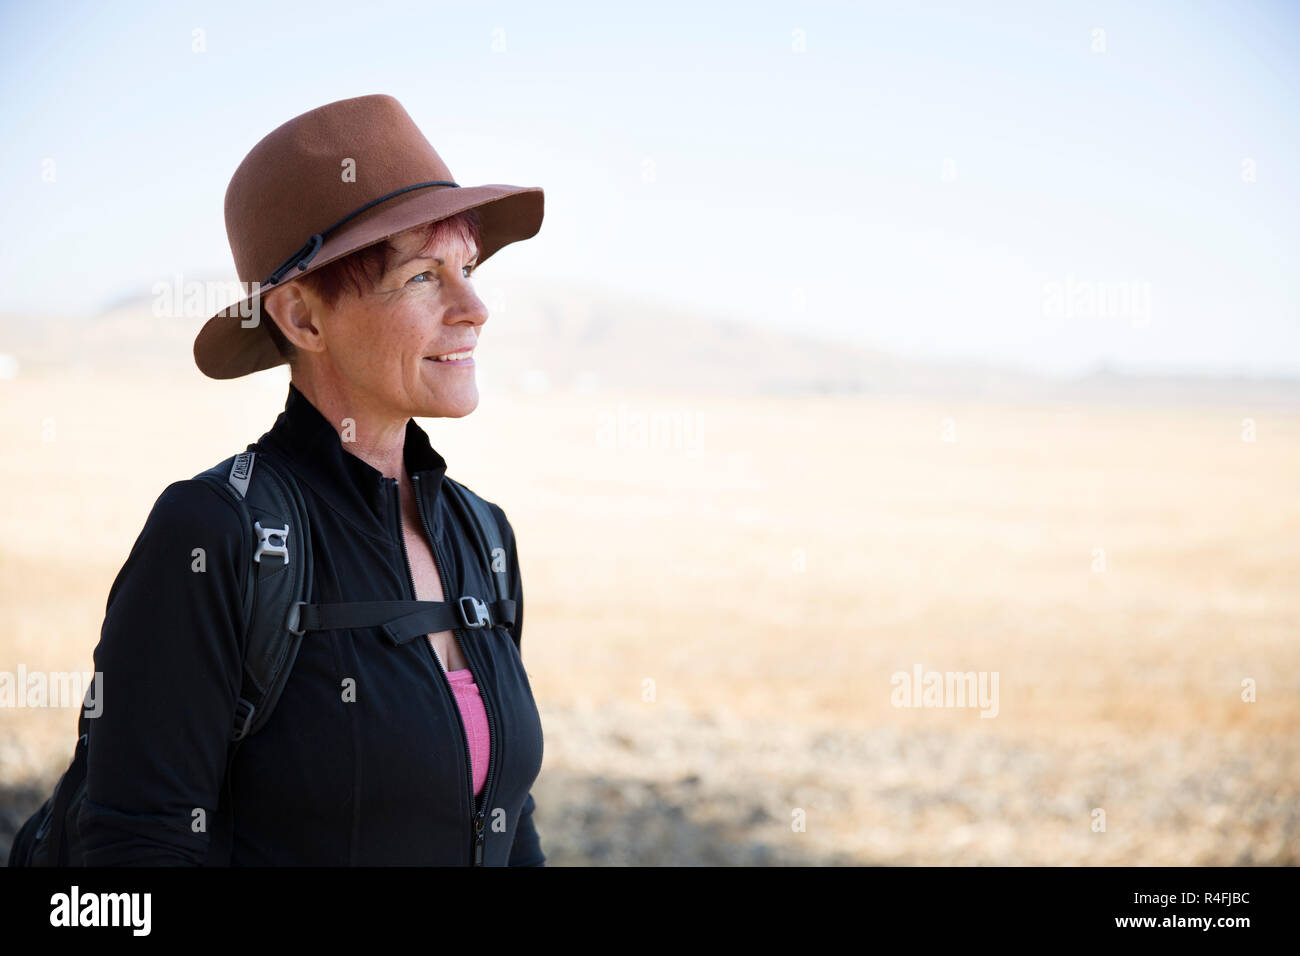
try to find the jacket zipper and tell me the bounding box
[414,473,500,865]
[391,475,475,865]
[404,473,498,866]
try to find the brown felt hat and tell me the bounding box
[194,94,544,379]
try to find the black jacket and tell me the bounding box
[77,382,545,865]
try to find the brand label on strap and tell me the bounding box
[228,452,255,498]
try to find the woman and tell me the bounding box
[76,94,547,865]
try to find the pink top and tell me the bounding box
[446,667,490,797]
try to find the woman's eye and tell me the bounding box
[409,266,475,284]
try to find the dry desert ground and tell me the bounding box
[2,368,1297,864]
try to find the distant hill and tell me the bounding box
[2,277,1298,407]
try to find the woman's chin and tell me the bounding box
[421,389,479,419]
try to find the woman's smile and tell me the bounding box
[425,347,476,367]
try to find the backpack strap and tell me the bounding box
[195,456,513,739]
[288,476,515,642]
[293,594,514,643]
[196,450,313,742]
[440,477,512,612]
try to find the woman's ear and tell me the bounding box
[263,281,325,356]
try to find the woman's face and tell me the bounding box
[300,223,487,421]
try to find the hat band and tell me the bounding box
[261,179,461,287]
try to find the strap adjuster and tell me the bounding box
[457,595,490,629]
[232,698,256,741]
[253,521,290,564]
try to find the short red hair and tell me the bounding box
[264,207,482,360]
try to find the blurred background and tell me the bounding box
[1,0,1297,864]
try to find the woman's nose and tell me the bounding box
[446,284,489,326]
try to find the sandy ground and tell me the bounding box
[2,369,1297,864]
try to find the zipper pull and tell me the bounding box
[473,809,486,865]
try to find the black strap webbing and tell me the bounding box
[293,597,516,645]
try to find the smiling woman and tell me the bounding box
[8,94,549,868]
[260,204,489,423]
[265,207,484,367]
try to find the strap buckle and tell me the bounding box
[286,601,306,637]
[253,521,290,564]
[457,595,491,629]
[232,698,256,741]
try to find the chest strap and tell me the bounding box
[288,597,516,645]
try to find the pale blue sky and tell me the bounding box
[1,0,1297,374]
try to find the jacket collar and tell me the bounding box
[256,381,448,529]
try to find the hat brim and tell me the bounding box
[194,184,543,379]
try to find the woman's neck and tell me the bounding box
[289,373,409,480]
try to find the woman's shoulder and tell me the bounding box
[439,479,521,578]
[135,469,250,554]
[442,475,513,531]
[103,470,253,615]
